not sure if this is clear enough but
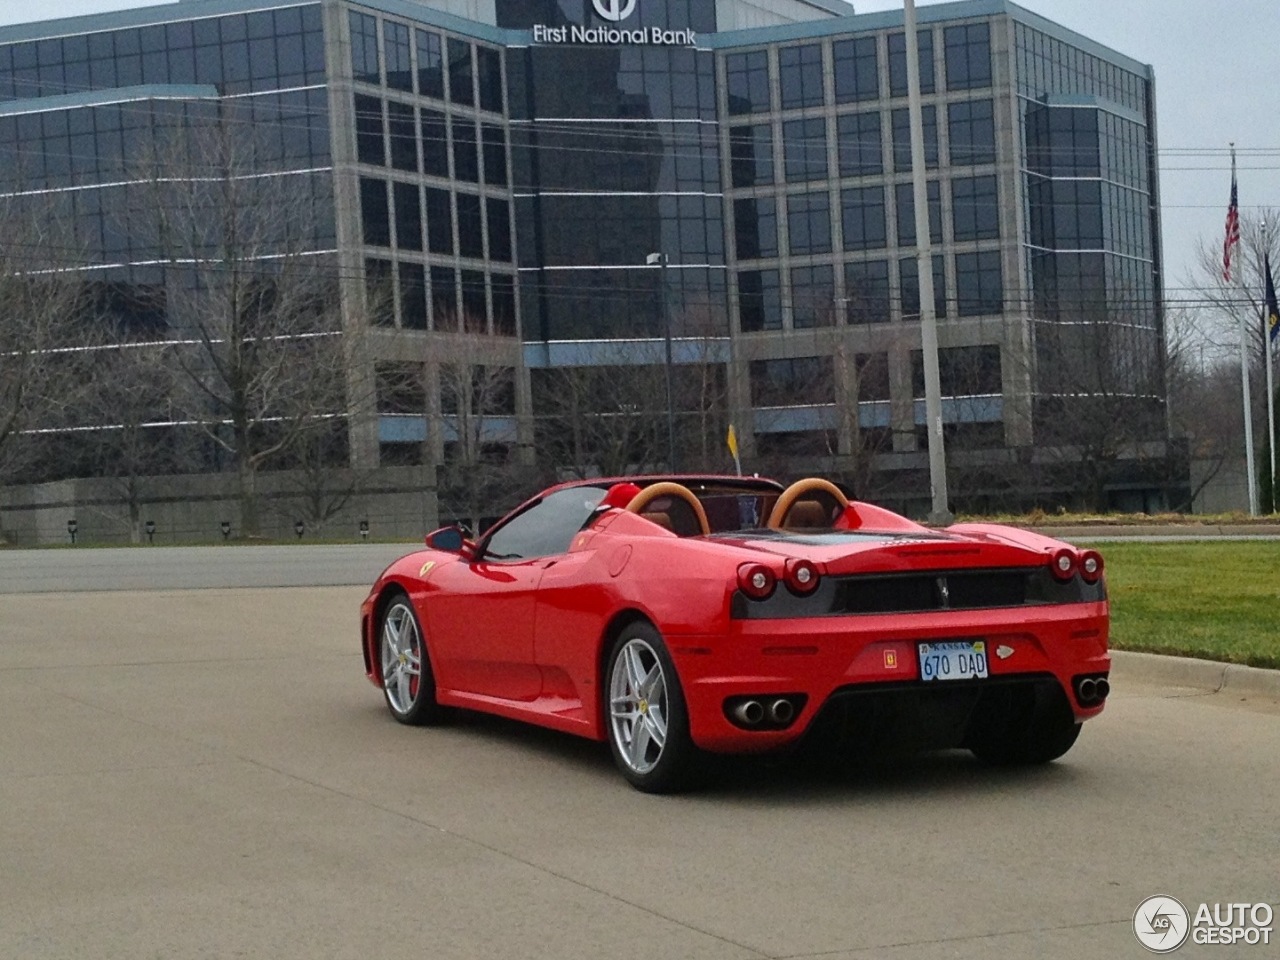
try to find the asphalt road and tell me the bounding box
[1,585,1276,959]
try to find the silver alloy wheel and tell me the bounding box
[381,601,423,715]
[608,636,669,775]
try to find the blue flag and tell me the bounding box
[1267,255,1279,344]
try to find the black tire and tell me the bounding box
[604,622,700,793]
[378,594,444,726]
[967,682,1081,765]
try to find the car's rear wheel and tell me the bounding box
[379,595,443,726]
[967,682,1081,764]
[606,623,698,793]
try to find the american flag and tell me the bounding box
[1222,173,1240,282]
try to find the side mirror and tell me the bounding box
[425,525,478,559]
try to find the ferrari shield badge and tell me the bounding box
[419,561,436,578]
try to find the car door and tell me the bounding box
[423,486,608,702]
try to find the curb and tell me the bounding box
[1110,650,1280,700]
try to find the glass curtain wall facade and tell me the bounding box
[0,0,1171,514]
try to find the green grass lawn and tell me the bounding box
[1100,541,1280,669]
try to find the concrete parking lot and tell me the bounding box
[1,583,1276,959]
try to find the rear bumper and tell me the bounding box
[668,603,1109,753]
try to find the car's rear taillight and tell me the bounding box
[783,558,820,596]
[1079,550,1104,584]
[1050,547,1076,582]
[737,563,777,600]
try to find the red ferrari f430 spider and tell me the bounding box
[360,476,1109,792]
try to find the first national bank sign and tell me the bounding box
[532,0,697,46]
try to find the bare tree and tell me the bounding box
[0,191,92,540]
[129,108,351,536]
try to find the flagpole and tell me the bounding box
[1230,146,1259,515]
[1264,230,1277,513]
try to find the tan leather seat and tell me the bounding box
[784,499,830,530]
[640,510,675,532]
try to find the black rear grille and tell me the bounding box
[835,570,1028,614]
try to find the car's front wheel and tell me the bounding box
[605,623,699,793]
[379,595,443,726]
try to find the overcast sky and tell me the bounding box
[1,0,1276,303]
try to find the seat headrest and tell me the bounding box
[640,510,675,532]
[785,499,830,530]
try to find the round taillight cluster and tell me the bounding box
[1079,550,1104,584]
[784,558,821,595]
[737,563,777,600]
[1050,548,1076,582]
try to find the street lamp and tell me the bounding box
[646,251,678,472]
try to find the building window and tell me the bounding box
[447,38,473,106]
[739,269,782,331]
[360,177,390,247]
[393,181,421,251]
[891,105,938,171]
[899,255,947,320]
[791,263,835,328]
[837,111,882,178]
[456,192,483,259]
[912,344,1002,396]
[421,109,448,177]
[425,186,453,254]
[888,29,934,97]
[482,124,508,185]
[954,250,1003,316]
[365,257,394,325]
[415,28,443,99]
[387,101,416,171]
[385,21,412,92]
[783,117,827,182]
[779,43,824,110]
[431,265,457,329]
[944,23,992,91]
[350,11,380,85]
[750,356,834,406]
[734,197,778,260]
[486,197,511,261]
[461,268,487,333]
[452,116,479,183]
[354,94,384,166]
[476,46,503,113]
[951,175,999,241]
[843,259,891,325]
[854,352,891,401]
[947,98,995,166]
[729,124,774,188]
[787,191,832,255]
[726,50,770,115]
[841,186,887,252]
[894,181,942,247]
[399,262,427,329]
[491,274,517,336]
[833,37,879,103]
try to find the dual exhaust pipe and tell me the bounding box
[727,695,803,730]
[1075,675,1111,706]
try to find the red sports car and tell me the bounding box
[360,476,1109,792]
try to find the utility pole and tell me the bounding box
[904,0,952,524]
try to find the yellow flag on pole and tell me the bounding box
[727,424,742,475]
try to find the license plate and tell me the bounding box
[918,640,988,682]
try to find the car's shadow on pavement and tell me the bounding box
[403,705,1088,802]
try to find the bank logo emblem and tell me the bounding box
[592,0,638,22]
[1133,895,1190,953]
